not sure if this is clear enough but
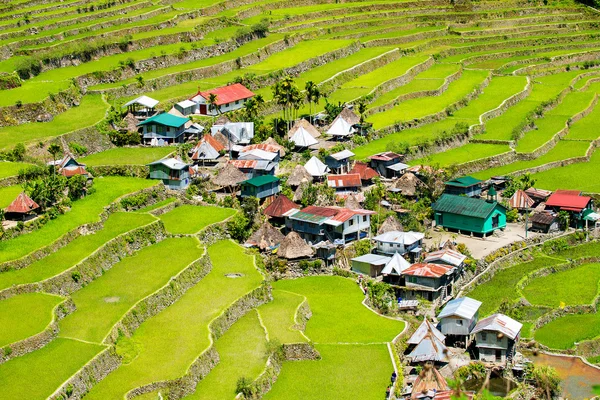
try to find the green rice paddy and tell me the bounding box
[158,205,237,234]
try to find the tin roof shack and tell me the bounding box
[406,319,448,364]
[380,252,411,284]
[545,190,593,228]
[444,176,482,198]
[122,95,159,118]
[190,135,225,166]
[326,173,361,195]
[372,230,424,260]
[240,175,280,201]
[432,194,507,236]
[138,113,189,145]
[437,297,482,347]
[211,122,254,145]
[264,194,300,225]
[369,152,406,178]
[147,158,190,190]
[524,187,552,206]
[349,162,379,185]
[397,263,456,304]
[285,206,374,245]
[304,156,330,180]
[4,192,40,221]
[49,154,89,178]
[471,313,522,364]
[530,212,559,233]
[327,108,360,139]
[351,253,391,277]
[424,249,467,276]
[325,150,354,174]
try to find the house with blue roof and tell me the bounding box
[437,297,482,348]
[138,113,189,145]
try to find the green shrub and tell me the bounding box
[71,271,82,282]
[68,142,88,156]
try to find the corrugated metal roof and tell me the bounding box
[408,319,446,345]
[329,149,355,160]
[408,330,448,362]
[432,194,505,219]
[546,191,591,211]
[264,195,299,218]
[424,249,466,267]
[373,230,424,245]
[471,313,522,340]
[402,263,453,278]
[525,187,552,200]
[370,151,401,161]
[194,83,255,105]
[438,297,481,320]
[229,159,257,169]
[147,158,189,170]
[242,175,279,187]
[351,253,391,265]
[445,176,482,187]
[381,252,411,275]
[530,212,556,225]
[350,162,379,180]
[326,173,361,188]
[138,113,188,128]
[304,156,330,177]
[509,190,535,210]
[123,95,159,109]
[5,192,39,213]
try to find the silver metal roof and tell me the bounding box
[471,313,523,340]
[351,253,391,265]
[437,297,482,320]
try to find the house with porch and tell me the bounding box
[147,158,191,190]
[544,190,593,228]
[372,230,424,260]
[138,113,189,145]
[188,83,255,116]
[444,176,482,197]
[471,313,522,363]
[432,194,507,236]
[369,152,407,178]
[240,175,280,200]
[390,263,456,303]
[437,297,481,347]
[325,149,354,174]
[122,95,159,119]
[285,206,374,245]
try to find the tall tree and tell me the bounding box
[47,143,61,176]
[305,81,320,124]
[207,93,219,123]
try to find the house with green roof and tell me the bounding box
[241,175,280,200]
[138,113,189,145]
[444,176,482,198]
[432,194,507,236]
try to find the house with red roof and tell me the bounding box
[189,135,225,166]
[369,151,408,178]
[264,194,300,224]
[5,192,40,221]
[48,153,89,179]
[349,161,379,184]
[326,173,362,194]
[383,262,457,303]
[185,83,255,116]
[545,189,593,228]
[285,205,374,245]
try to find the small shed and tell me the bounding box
[530,212,559,233]
[240,175,280,200]
[211,163,247,192]
[325,149,354,174]
[5,192,40,221]
[444,176,482,198]
[289,125,318,149]
[369,152,405,178]
[304,156,330,179]
[288,119,321,139]
[190,135,225,165]
[349,161,378,184]
[407,320,448,364]
[472,313,522,363]
[278,231,314,259]
[147,158,190,190]
[327,108,360,139]
[424,249,466,270]
[509,189,535,211]
[351,253,391,277]
[122,95,159,117]
[326,173,361,194]
[174,99,196,116]
[264,194,299,222]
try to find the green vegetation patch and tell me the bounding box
[0,293,63,347]
[80,147,174,166]
[0,185,23,208]
[414,143,509,168]
[159,205,236,234]
[135,197,177,213]
[531,149,600,192]
[0,161,32,179]
[535,312,600,350]
[0,212,156,290]
[258,289,308,344]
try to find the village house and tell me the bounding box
[287,119,321,148]
[524,187,552,206]
[4,192,40,221]
[49,153,89,179]
[380,252,411,282]
[138,113,189,145]
[369,152,406,178]
[544,189,593,228]
[424,248,467,275]
[122,95,159,118]
[326,173,362,195]
[325,149,354,174]
[228,160,276,179]
[372,230,424,260]
[211,122,254,146]
[263,194,300,225]
[406,319,449,364]
[388,172,426,198]
[184,83,255,116]
[508,189,535,211]
[530,211,559,233]
[351,253,391,277]
[240,175,280,201]
[189,135,225,166]
[147,158,191,190]
[388,262,456,303]
[304,156,330,180]
[349,161,379,185]
[444,176,483,197]
[432,194,507,236]
[437,297,482,347]
[471,313,522,363]
[327,107,360,139]
[285,206,374,245]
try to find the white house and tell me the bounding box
[372,230,424,259]
[187,83,255,116]
[211,122,254,145]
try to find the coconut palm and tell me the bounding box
[47,143,61,176]
[305,81,320,124]
[207,93,219,123]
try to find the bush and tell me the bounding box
[71,271,82,282]
[15,57,42,79]
[120,192,149,210]
[68,142,88,156]
[506,208,519,223]
[108,130,141,146]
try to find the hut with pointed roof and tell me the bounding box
[190,135,225,166]
[264,194,300,223]
[288,118,321,139]
[287,164,313,188]
[344,193,361,210]
[509,189,534,211]
[389,172,426,197]
[327,108,360,139]
[377,215,403,234]
[5,192,40,221]
[304,156,330,179]
[410,362,451,399]
[245,221,285,251]
[211,163,246,192]
[349,161,378,185]
[406,320,449,364]
[278,231,314,259]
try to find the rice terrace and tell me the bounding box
[4,0,600,398]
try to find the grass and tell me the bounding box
[413,143,509,168]
[472,140,591,180]
[80,147,174,166]
[0,337,105,399]
[85,240,263,399]
[59,237,204,343]
[186,310,268,400]
[0,293,63,347]
[468,256,565,316]
[531,148,600,192]
[263,344,393,400]
[522,263,600,307]
[257,289,308,344]
[535,312,600,349]
[135,197,177,213]
[0,212,155,290]
[0,94,107,151]
[0,177,156,264]
[159,205,236,234]
[0,185,23,208]
[0,161,32,179]
[565,102,600,140]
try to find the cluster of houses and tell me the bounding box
[403,297,523,398]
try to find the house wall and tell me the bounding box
[194,97,248,116]
[435,209,506,234]
[142,123,185,142]
[439,315,476,336]
[174,104,194,116]
[375,239,422,255]
[351,261,384,277]
[286,215,370,244]
[445,185,482,197]
[241,183,280,199]
[476,330,515,363]
[325,158,350,173]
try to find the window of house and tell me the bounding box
[408,276,417,283]
[349,219,354,226]
[456,320,463,326]
[363,215,367,222]
[481,332,487,341]
[235,100,239,104]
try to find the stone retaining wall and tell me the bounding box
[0,297,76,364]
[364,27,447,47]
[0,175,19,188]
[89,165,151,178]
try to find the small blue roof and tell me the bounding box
[437,297,482,320]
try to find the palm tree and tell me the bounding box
[207,93,219,123]
[47,143,61,176]
[558,211,570,231]
[305,81,317,123]
[357,100,367,123]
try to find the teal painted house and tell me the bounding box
[241,175,280,200]
[138,113,189,145]
[444,176,482,198]
[147,158,190,190]
[433,194,507,236]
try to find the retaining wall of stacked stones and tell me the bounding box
[363,28,448,47]
[0,297,76,364]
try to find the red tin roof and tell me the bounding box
[264,194,299,218]
[402,263,453,278]
[545,191,591,212]
[370,151,402,161]
[509,189,535,210]
[193,83,255,106]
[6,192,40,214]
[228,159,257,169]
[243,143,282,154]
[350,162,379,181]
[326,173,362,188]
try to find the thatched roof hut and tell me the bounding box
[344,193,361,210]
[214,115,231,125]
[293,182,309,202]
[377,215,403,234]
[288,118,321,139]
[278,231,314,259]
[211,163,246,188]
[245,221,285,250]
[213,131,233,151]
[389,172,426,197]
[287,164,313,187]
[411,363,450,399]
[338,107,360,125]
